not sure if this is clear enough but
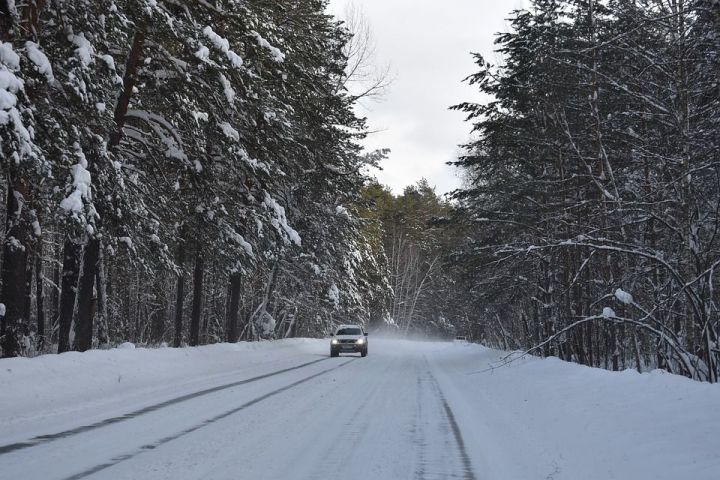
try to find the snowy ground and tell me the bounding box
[1,338,718,480]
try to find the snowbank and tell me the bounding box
[429,342,720,480]
[1,338,718,480]
[0,339,324,444]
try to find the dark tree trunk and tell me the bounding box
[226,272,241,343]
[124,275,131,340]
[51,255,59,331]
[189,245,204,347]
[35,242,45,351]
[73,239,99,351]
[134,270,141,343]
[173,242,186,347]
[612,324,620,371]
[0,0,47,357]
[110,31,145,147]
[67,30,146,352]
[23,248,33,324]
[96,244,108,347]
[1,178,30,358]
[18,0,45,38]
[0,0,14,39]
[70,30,142,344]
[57,239,81,353]
[149,281,166,344]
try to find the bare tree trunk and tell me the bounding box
[51,254,59,332]
[611,324,619,371]
[633,329,643,373]
[0,0,15,39]
[189,245,204,347]
[284,307,298,338]
[110,31,145,147]
[403,256,439,336]
[1,178,31,358]
[0,0,47,358]
[70,30,146,352]
[74,239,99,351]
[57,239,81,353]
[173,242,185,347]
[134,269,141,343]
[96,244,108,347]
[35,242,45,351]
[148,273,166,344]
[23,248,33,325]
[226,272,241,343]
[124,275,131,340]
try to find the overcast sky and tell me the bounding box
[326,0,527,195]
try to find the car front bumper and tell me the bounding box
[332,343,366,352]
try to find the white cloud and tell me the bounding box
[328,0,522,195]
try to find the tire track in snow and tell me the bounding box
[424,358,477,480]
[414,368,457,480]
[412,371,428,480]
[0,357,329,455]
[60,358,356,480]
[412,369,429,480]
[304,357,397,479]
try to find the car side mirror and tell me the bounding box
[330,333,334,336]
[364,332,368,336]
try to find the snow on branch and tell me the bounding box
[59,143,92,215]
[70,33,95,68]
[25,42,54,83]
[224,225,254,257]
[202,26,243,69]
[0,43,23,116]
[218,73,235,104]
[263,193,301,246]
[251,31,285,63]
[124,109,187,163]
[219,122,240,142]
[0,42,34,160]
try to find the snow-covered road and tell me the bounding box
[1,338,719,480]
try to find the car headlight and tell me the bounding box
[331,339,338,345]
[356,338,365,345]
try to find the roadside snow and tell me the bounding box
[1,339,718,480]
[0,339,323,445]
[429,343,720,480]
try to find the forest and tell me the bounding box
[451,0,720,382]
[0,0,389,357]
[1,0,719,384]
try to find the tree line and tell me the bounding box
[0,0,387,357]
[2,0,719,385]
[356,180,468,339]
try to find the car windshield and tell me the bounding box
[336,328,362,336]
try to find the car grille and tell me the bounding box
[339,339,356,344]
